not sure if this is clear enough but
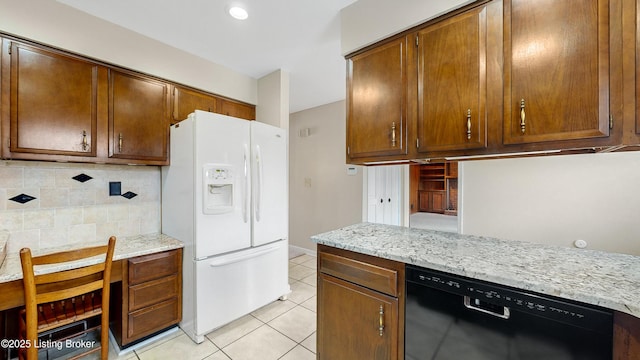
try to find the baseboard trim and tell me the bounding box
[288,244,317,258]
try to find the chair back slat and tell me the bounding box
[35,279,104,304]
[31,244,110,266]
[34,262,105,285]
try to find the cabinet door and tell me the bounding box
[347,37,409,160]
[503,0,611,144]
[172,85,216,124]
[417,5,487,153]
[217,98,256,120]
[418,190,446,213]
[318,274,398,360]
[109,70,169,162]
[430,191,446,213]
[8,42,98,156]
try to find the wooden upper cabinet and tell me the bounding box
[503,0,612,145]
[8,42,100,157]
[109,70,169,163]
[217,98,256,120]
[172,85,216,124]
[347,36,409,161]
[416,5,488,153]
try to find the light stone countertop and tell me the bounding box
[311,222,640,319]
[0,233,183,283]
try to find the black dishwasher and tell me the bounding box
[405,265,613,360]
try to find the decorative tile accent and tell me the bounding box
[9,193,36,204]
[72,173,93,183]
[121,191,137,199]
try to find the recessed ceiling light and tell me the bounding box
[229,6,248,20]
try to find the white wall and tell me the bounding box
[289,101,363,252]
[340,0,472,54]
[460,152,640,256]
[257,69,290,129]
[0,0,257,104]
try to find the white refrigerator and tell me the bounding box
[161,110,290,343]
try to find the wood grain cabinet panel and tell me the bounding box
[7,42,100,157]
[418,190,446,213]
[217,98,256,120]
[127,298,180,340]
[109,70,169,163]
[172,85,217,125]
[416,5,488,153]
[503,0,613,145]
[128,249,180,285]
[319,252,398,296]
[318,274,398,360]
[128,274,179,312]
[317,245,404,360]
[346,36,409,161]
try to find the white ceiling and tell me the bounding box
[57,0,357,113]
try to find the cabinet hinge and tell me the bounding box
[7,43,11,55]
[415,35,419,47]
[609,114,614,130]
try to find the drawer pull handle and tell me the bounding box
[391,122,396,147]
[379,305,384,336]
[82,130,89,151]
[519,99,526,134]
[466,108,472,140]
[464,296,511,319]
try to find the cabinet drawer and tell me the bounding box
[128,250,180,285]
[127,298,180,340]
[319,252,398,296]
[129,274,179,312]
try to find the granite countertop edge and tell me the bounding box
[0,233,184,283]
[311,222,640,319]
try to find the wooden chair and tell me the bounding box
[19,236,116,360]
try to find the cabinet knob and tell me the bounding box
[520,99,526,134]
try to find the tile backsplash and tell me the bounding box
[0,160,161,254]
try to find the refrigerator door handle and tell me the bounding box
[208,242,281,267]
[243,144,250,223]
[255,144,263,222]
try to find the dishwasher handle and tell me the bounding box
[464,296,511,319]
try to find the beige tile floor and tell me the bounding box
[108,254,317,360]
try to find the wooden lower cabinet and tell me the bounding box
[317,245,404,360]
[111,248,182,347]
[318,274,398,360]
[418,190,446,213]
[614,311,640,359]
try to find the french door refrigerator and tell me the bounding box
[161,110,290,343]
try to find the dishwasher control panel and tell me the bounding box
[407,265,612,333]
